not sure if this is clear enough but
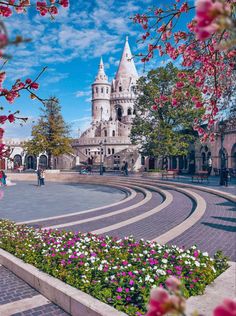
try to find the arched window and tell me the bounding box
[133,109,136,115]
[112,148,115,154]
[96,87,98,93]
[39,155,47,169]
[26,155,37,170]
[127,108,132,115]
[108,148,111,155]
[219,148,228,169]
[104,130,107,137]
[231,143,236,169]
[119,86,122,92]
[117,107,122,121]
[13,155,22,168]
[106,87,109,93]
[112,130,115,137]
[201,152,206,169]
[101,87,104,93]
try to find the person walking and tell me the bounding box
[36,168,41,186]
[208,157,213,176]
[40,168,45,186]
[124,161,129,176]
[1,170,7,186]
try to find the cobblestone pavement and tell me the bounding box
[0,181,126,222]
[0,266,38,305]
[63,190,163,232]
[0,266,68,315]
[11,303,69,316]
[170,189,236,260]
[107,188,194,240]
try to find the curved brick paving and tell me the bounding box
[107,188,194,240]
[1,176,235,315]
[63,190,164,233]
[169,189,236,260]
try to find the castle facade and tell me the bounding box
[72,37,141,170]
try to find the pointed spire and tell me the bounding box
[94,57,108,83]
[115,37,138,80]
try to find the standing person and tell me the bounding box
[208,157,213,175]
[124,161,129,177]
[1,170,7,186]
[40,168,45,186]
[36,168,41,186]
[0,170,3,186]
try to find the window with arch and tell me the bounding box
[101,87,104,93]
[106,87,109,93]
[96,87,98,93]
[112,148,115,154]
[39,155,47,169]
[127,108,132,115]
[119,86,122,92]
[13,155,22,168]
[108,148,111,155]
[104,130,107,137]
[133,109,136,115]
[117,107,122,121]
[112,130,115,137]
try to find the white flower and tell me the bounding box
[162,259,168,264]
[195,261,200,267]
[202,252,209,257]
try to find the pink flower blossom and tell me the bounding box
[214,299,236,316]
[166,277,181,292]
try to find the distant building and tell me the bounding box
[72,37,141,171]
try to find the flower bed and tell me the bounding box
[0,220,228,316]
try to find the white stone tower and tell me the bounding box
[92,57,111,122]
[111,36,138,123]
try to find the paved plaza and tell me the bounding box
[0,175,235,315]
[0,181,126,222]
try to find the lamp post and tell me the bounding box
[99,141,103,175]
[218,120,226,186]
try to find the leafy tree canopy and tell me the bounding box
[24,97,72,168]
[131,63,203,158]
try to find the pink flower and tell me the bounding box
[8,114,15,123]
[176,82,184,89]
[117,287,123,293]
[116,295,122,300]
[166,277,181,292]
[146,288,171,316]
[214,299,236,316]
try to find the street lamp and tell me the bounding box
[218,119,226,185]
[99,141,103,175]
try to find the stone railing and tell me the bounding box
[73,136,131,146]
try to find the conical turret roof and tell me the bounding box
[94,57,108,83]
[115,37,138,80]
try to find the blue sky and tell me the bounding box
[3,0,194,139]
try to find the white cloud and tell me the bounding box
[75,90,91,98]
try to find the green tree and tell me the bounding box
[24,97,72,169]
[131,63,203,163]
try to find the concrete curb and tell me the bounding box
[152,188,206,244]
[0,249,235,316]
[0,249,127,316]
[92,188,172,235]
